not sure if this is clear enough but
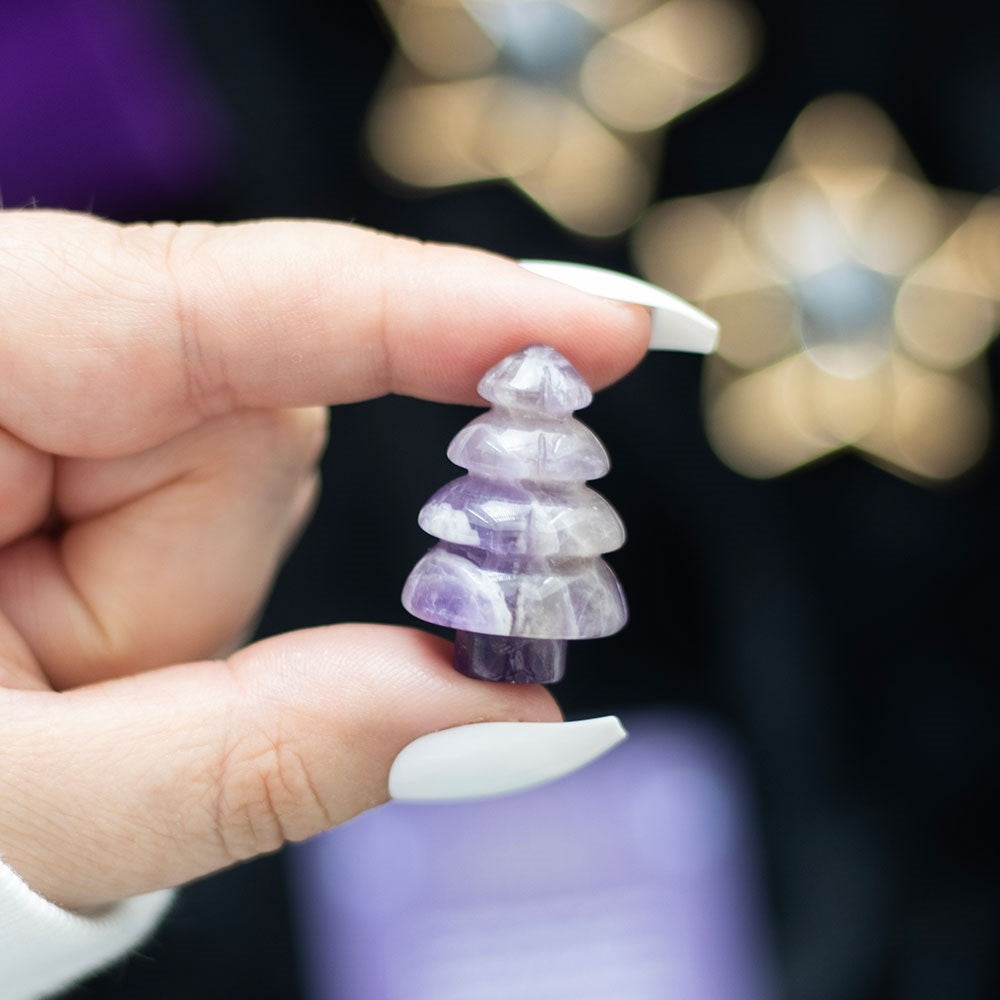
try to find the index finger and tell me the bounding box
[0,212,650,457]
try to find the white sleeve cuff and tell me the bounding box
[0,858,175,1000]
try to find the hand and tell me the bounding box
[0,212,648,910]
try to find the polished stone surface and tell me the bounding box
[403,542,627,639]
[477,344,593,415]
[402,345,628,678]
[418,475,624,557]
[447,409,610,482]
[453,632,568,684]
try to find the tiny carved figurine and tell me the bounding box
[402,344,627,683]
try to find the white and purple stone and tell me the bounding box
[402,344,627,683]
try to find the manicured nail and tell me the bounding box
[519,259,718,355]
[389,716,628,802]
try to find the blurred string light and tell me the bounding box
[367,0,759,236]
[634,94,1000,482]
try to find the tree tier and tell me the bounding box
[418,474,624,556]
[402,541,627,639]
[478,344,593,416]
[447,409,609,481]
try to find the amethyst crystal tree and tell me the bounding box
[402,344,627,683]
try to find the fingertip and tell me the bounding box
[380,241,651,405]
[485,262,653,398]
[567,300,651,392]
[234,622,562,822]
[234,623,563,741]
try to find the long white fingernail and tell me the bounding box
[519,259,719,355]
[389,716,628,802]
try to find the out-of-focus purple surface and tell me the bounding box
[291,714,775,1000]
[0,0,229,212]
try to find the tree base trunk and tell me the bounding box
[453,632,568,684]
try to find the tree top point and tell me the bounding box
[478,344,593,415]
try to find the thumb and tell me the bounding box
[0,625,560,911]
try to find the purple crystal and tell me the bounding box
[402,345,628,684]
[454,634,567,684]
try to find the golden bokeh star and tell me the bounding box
[367,0,759,236]
[634,94,1000,482]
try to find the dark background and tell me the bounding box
[47,1,1000,997]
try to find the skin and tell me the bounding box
[0,211,649,911]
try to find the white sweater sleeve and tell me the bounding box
[0,858,175,1000]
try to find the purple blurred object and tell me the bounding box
[291,714,776,1000]
[0,0,229,212]
[402,345,628,683]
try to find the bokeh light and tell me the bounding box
[367,0,759,236]
[634,94,1000,482]
[294,715,775,1000]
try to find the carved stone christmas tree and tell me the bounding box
[402,344,627,683]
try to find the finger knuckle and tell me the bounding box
[125,221,235,419]
[213,717,330,863]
